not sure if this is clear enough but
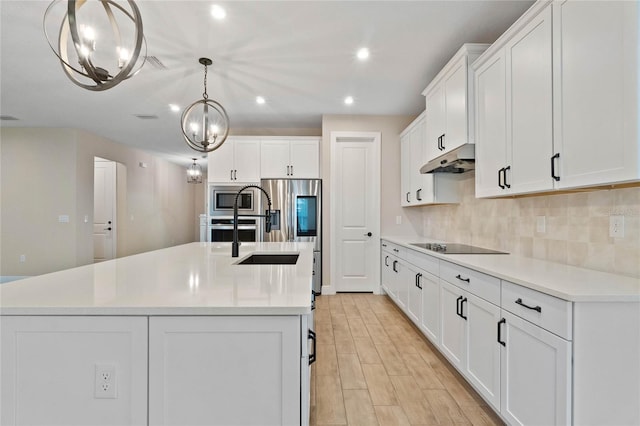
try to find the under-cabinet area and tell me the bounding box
[381,238,640,426]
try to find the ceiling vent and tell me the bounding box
[0,115,19,121]
[144,56,167,70]
[134,114,159,120]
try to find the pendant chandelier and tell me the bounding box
[186,158,203,184]
[43,0,146,91]
[181,58,230,153]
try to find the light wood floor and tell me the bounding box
[310,293,504,426]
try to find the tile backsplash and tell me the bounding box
[421,172,640,278]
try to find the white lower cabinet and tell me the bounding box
[149,316,302,426]
[439,280,466,370]
[499,310,571,426]
[419,269,440,345]
[440,280,501,410]
[406,263,423,325]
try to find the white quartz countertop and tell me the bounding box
[382,236,640,302]
[0,242,315,315]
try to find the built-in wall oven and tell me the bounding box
[209,185,260,242]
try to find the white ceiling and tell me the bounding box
[0,0,533,167]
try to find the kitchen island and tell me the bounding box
[0,242,315,426]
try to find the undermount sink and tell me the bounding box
[237,253,299,265]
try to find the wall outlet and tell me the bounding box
[19,254,26,263]
[58,214,70,223]
[609,215,624,238]
[396,215,402,225]
[536,216,546,233]
[84,215,89,223]
[94,363,117,399]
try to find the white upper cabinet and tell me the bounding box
[208,138,260,183]
[474,0,639,197]
[475,51,507,198]
[553,0,639,188]
[422,44,489,162]
[476,3,553,197]
[400,113,460,206]
[261,138,320,179]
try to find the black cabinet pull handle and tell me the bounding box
[416,188,422,201]
[415,273,419,288]
[456,274,470,283]
[498,168,505,189]
[440,133,446,150]
[497,318,506,346]
[437,135,441,150]
[417,273,422,289]
[382,243,387,247]
[308,329,317,365]
[311,290,316,311]
[515,298,542,313]
[406,192,410,203]
[385,255,389,267]
[504,166,511,188]
[230,169,234,180]
[456,295,463,317]
[393,248,399,253]
[551,153,560,181]
[460,297,467,320]
[392,260,398,273]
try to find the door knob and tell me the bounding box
[104,227,112,231]
[364,232,372,237]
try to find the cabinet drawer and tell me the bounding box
[501,280,572,340]
[440,261,500,305]
[381,241,404,256]
[405,248,439,277]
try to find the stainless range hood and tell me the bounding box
[420,144,475,174]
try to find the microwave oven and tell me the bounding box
[210,185,258,215]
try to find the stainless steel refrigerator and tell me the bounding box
[261,178,322,294]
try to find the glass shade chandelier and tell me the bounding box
[187,158,203,184]
[181,58,230,153]
[43,0,146,91]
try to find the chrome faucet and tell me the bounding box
[232,185,272,257]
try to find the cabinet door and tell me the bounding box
[419,270,440,346]
[400,135,412,206]
[425,86,445,161]
[465,293,501,411]
[381,252,395,298]
[260,140,290,178]
[406,264,422,325]
[290,140,319,178]
[394,259,407,310]
[443,56,468,153]
[506,4,554,194]
[553,0,638,188]
[439,280,465,370]
[410,119,433,204]
[500,311,571,426]
[149,316,301,426]
[208,139,235,182]
[233,139,260,182]
[475,50,508,198]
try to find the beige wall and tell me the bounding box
[321,115,422,288]
[1,128,198,276]
[420,172,640,278]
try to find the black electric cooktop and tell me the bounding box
[410,243,508,255]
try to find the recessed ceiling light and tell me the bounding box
[169,104,180,112]
[256,96,266,105]
[357,48,370,60]
[211,5,226,20]
[344,96,354,105]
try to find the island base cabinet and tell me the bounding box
[0,316,148,426]
[499,311,571,426]
[149,316,302,426]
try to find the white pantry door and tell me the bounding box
[94,158,116,262]
[330,132,380,293]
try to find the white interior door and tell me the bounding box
[330,132,380,293]
[94,158,116,262]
